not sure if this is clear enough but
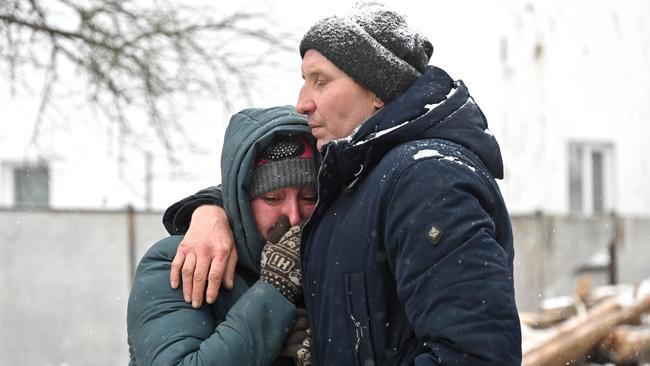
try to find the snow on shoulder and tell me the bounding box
[413,149,442,160]
[413,149,477,173]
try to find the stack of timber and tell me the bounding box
[521,277,650,366]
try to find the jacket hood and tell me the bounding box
[221,106,312,276]
[338,66,504,181]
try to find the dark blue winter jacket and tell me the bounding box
[300,66,521,365]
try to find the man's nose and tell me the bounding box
[296,86,314,115]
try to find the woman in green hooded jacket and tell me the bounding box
[127,106,317,365]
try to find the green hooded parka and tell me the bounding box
[127,106,313,365]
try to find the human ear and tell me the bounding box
[373,94,385,109]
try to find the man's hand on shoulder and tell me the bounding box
[169,205,237,308]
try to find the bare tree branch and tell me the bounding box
[30,45,58,147]
[0,0,295,163]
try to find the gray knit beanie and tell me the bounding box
[249,135,317,198]
[299,2,433,103]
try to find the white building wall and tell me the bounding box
[491,0,650,215]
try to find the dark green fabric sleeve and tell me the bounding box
[127,235,296,366]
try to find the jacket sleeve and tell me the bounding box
[127,235,296,366]
[384,158,521,365]
[163,186,224,235]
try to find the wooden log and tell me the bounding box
[521,323,553,353]
[599,325,650,364]
[520,304,577,329]
[523,286,650,366]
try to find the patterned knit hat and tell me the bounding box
[249,135,317,198]
[299,2,433,103]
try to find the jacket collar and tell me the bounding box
[320,66,467,191]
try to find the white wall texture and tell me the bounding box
[489,0,650,216]
[0,209,164,366]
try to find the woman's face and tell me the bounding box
[250,185,317,241]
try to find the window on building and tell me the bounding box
[13,164,50,208]
[568,142,614,215]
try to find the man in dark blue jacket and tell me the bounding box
[164,3,521,365]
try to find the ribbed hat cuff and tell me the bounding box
[300,16,422,103]
[249,158,317,198]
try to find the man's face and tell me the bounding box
[297,50,384,150]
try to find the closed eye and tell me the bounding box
[262,196,281,205]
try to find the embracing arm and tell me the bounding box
[385,159,521,365]
[163,186,224,235]
[163,186,237,307]
[127,236,296,366]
